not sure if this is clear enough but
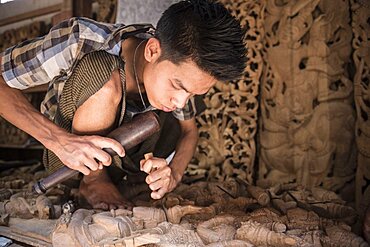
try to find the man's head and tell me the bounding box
[155,0,247,82]
[141,0,247,111]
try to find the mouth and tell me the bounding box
[162,105,176,112]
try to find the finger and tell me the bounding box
[150,158,168,169]
[140,159,145,170]
[83,158,99,171]
[151,187,167,200]
[93,149,112,166]
[91,136,125,157]
[146,167,171,184]
[70,163,90,176]
[143,158,168,174]
[148,179,166,191]
[141,160,154,174]
[98,163,103,170]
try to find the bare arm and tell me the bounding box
[0,57,124,175]
[169,117,198,182]
[141,117,198,199]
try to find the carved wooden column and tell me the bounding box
[192,0,263,183]
[351,0,370,222]
[259,0,355,195]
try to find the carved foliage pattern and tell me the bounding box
[0,22,49,146]
[193,0,263,183]
[351,0,370,215]
[0,22,46,53]
[259,0,356,190]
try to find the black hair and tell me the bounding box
[155,0,247,82]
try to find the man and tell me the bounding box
[0,0,246,209]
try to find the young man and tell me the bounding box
[0,0,246,210]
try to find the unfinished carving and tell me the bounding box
[325,225,369,247]
[132,206,166,228]
[0,193,55,220]
[196,216,236,244]
[236,220,297,247]
[165,205,205,224]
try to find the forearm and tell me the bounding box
[0,76,68,151]
[169,118,198,182]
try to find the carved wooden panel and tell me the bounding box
[192,0,262,184]
[0,22,48,146]
[0,21,47,53]
[351,0,370,222]
[95,0,117,23]
[259,0,356,193]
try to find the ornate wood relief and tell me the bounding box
[0,22,48,146]
[351,0,370,224]
[0,21,46,53]
[95,0,117,23]
[192,0,262,184]
[259,0,356,192]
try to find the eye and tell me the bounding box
[171,80,181,90]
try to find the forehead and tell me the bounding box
[170,60,217,95]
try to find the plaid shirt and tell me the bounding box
[1,17,195,121]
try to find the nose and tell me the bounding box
[171,91,192,109]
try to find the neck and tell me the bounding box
[121,37,146,94]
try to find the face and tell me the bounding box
[142,43,217,112]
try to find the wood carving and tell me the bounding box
[0,194,55,220]
[196,216,236,244]
[148,221,205,246]
[206,240,254,247]
[242,208,287,233]
[0,172,367,246]
[259,0,356,192]
[0,21,45,52]
[52,209,157,247]
[193,0,262,183]
[96,0,117,23]
[364,206,370,243]
[286,208,320,231]
[165,205,205,224]
[236,220,297,247]
[351,0,370,231]
[325,225,369,247]
[132,206,166,228]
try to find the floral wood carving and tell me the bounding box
[193,0,263,184]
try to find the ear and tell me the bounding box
[144,38,162,63]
